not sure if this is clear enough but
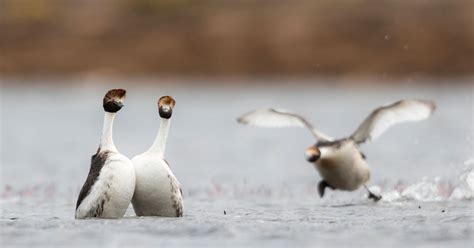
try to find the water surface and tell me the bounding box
[1,81,473,247]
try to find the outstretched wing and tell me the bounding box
[237,108,333,141]
[351,99,436,144]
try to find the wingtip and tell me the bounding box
[410,99,437,114]
[236,116,246,124]
[418,99,437,114]
[428,100,437,113]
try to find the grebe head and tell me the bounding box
[103,89,126,113]
[305,146,321,163]
[158,96,176,119]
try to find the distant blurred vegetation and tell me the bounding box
[0,0,473,79]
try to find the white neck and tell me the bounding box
[146,118,171,157]
[99,112,118,152]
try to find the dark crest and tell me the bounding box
[103,89,126,113]
[158,96,176,119]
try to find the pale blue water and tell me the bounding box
[0,79,473,247]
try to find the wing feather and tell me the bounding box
[237,108,333,141]
[351,99,436,144]
[76,151,108,210]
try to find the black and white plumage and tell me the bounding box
[75,89,135,219]
[237,99,436,201]
[131,96,184,217]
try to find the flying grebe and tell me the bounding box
[238,99,436,201]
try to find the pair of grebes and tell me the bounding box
[75,89,436,219]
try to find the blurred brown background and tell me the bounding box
[1,0,473,80]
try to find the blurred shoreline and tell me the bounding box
[1,75,473,87]
[1,0,473,79]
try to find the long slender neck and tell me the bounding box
[147,118,171,157]
[99,112,117,152]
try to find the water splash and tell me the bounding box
[449,167,474,200]
[2,163,474,203]
[379,164,474,202]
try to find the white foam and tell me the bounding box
[464,158,474,166]
[402,177,445,201]
[380,166,474,202]
[449,167,474,200]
